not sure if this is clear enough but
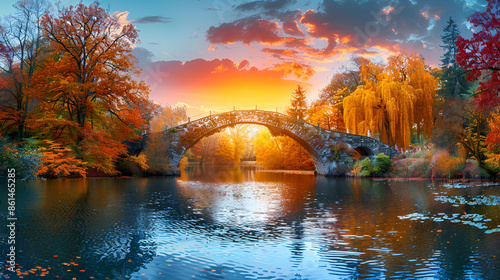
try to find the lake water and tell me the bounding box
[1,166,499,279]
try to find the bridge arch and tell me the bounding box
[131,110,399,175]
[354,146,374,156]
[172,111,328,174]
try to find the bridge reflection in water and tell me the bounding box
[8,169,499,279]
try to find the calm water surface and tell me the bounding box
[1,166,499,279]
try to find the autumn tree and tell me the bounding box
[226,125,250,164]
[189,134,219,165]
[213,132,235,164]
[432,98,470,150]
[306,103,345,131]
[456,0,500,109]
[148,104,187,133]
[287,85,307,120]
[143,104,187,173]
[0,0,49,139]
[39,3,151,174]
[454,109,498,177]
[485,110,500,176]
[312,57,377,130]
[343,54,438,152]
[253,128,315,170]
[254,129,283,169]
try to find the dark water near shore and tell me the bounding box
[1,166,499,279]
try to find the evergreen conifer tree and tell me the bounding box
[287,85,307,120]
[439,17,471,97]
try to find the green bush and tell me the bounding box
[360,157,373,177]
[373,153,391,175]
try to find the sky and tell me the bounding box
[0,0,488,116]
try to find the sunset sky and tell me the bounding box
[0,0,487,116]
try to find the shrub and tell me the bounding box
[407,159,429,177]
[373,153,391,175]
[432,153,462,178]
[485,154,500,178]
[351,160,362,177]
[360,157,373,177]
[117,154,150,176]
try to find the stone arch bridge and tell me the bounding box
[128,110,398,176]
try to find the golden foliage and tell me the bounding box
[485,154,500,177]
[254,129,315,170]
[37,140,87,178]
[306,104,345,131]
[432,153,462,178]
[213,133,235,164]
[128,154,149,171]
[254,129,283,169]
[343,54,438,152]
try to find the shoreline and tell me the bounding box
[255,169,316,175]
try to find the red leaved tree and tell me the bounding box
[456,0,500,109]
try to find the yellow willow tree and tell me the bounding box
[343,54,437,152]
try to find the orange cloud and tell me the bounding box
[140,59,311,109]
[208,45,215,50]
[272,62,316,81]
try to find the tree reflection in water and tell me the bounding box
[1,168,498,279]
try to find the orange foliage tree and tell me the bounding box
[37,140,87,178]
[254,129,283,169]
[0,0,49,139]
[213,132,235,164]
[432,152,462,179]
[343,54,438,152]
[254,128,315,170]
[306,103,345,131]
[37,3,151,174]
[485,110,500,176]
